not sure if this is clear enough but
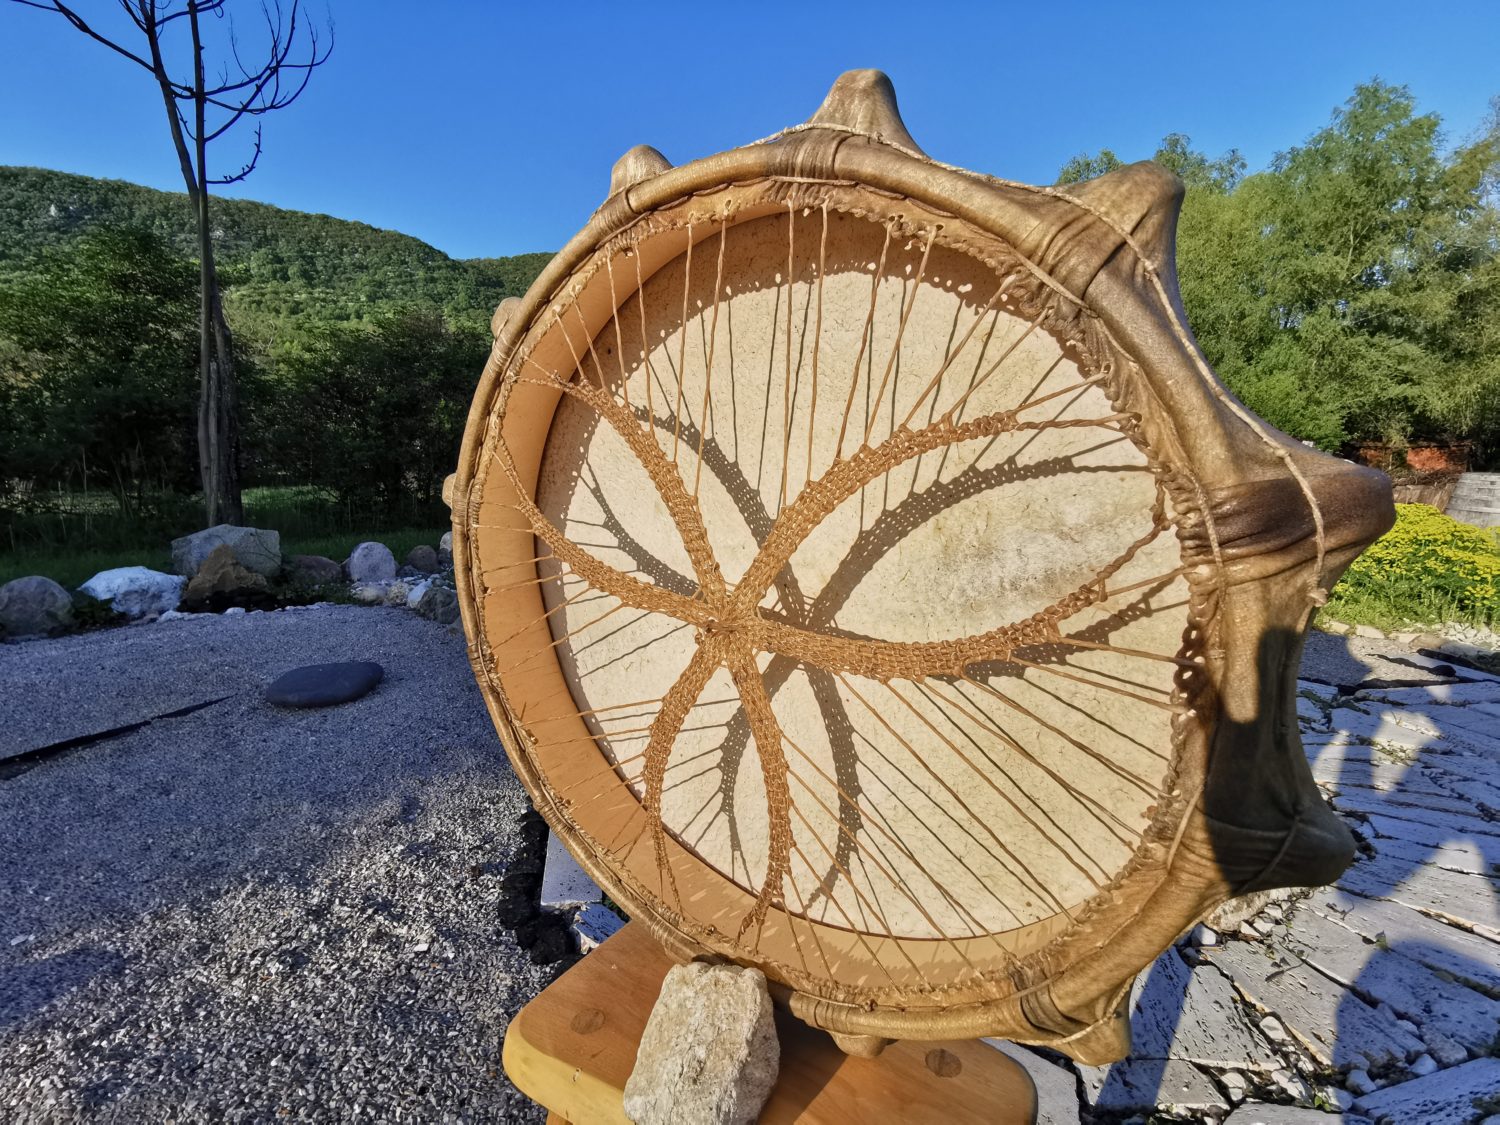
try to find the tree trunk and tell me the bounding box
[195,187,243,526]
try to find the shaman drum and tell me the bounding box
[451,71,1393,1062]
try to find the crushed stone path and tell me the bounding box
[1,606,553,1123]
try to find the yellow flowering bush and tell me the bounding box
[1326,504,1500,628]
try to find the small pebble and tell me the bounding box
[1346,1068,1377,1096]
[1408,1053,1437,1077]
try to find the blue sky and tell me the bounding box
[3,1,1497,260]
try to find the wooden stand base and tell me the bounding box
[502,922,1037,1124]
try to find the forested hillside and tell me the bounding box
[0,166,550,331]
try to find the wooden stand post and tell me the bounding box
[502,923,1038,1124]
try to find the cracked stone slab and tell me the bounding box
[1365,833,1500,877]
[1331,786,1487,818]
[1306,888,1500,996]
[1352,1056,1500,1124]
[1315,766,1460,801]
[1338,856,1500,939]
[1078,1059,1227,1114]
[1092,949,1283,1071]
[1305,713,1436,754]
[1358,682,1500,707]
[1205,941,1424,1071]
[1223,1106,1362,1124]
[1328,793,1500,839]
[1281,909,1500,1056]
[983,1041,1080,1125]
[1423,746,1500,789]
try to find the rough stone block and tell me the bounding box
[622,961,778,1125]
[1352,1056,1500,1124]
[171,523,281,577]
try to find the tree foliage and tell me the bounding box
[251,308,488,513]
[1060,82,1500,460]
[0,227,198,507]
[0,166,552,335]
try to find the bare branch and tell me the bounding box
[207,120,262,184]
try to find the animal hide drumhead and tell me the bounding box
[453,71,1392,1058]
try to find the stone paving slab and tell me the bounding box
[1081,949,1283,1074]
[1327,791,1500,839]
[1337,855,1500,938]
[1223,1107,1359,1125]
[1351,1055,1500,1124]
[1305,887,1500,995]
[1366,833,1499,876]
[1079,1059,1228,1114]
[1281,908,1500,1057]
[1360,684,1500,710]
[1204,942,1424,1071]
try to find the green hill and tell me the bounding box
[0,166,551,332]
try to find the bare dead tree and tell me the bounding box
[13,0,333,526]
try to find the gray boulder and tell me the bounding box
[0,575,74,638]
[346,541,397,584]
[438,530,453,567]
[171,524,281,578]
[78,566,184,619]
[415,583,460,625]
[405,544,439,574]
[287,554,341,585]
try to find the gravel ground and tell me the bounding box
[0,607,554,1123]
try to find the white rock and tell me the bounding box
[1355,625,1385,639]
[622,961,778,1125]
[78,566,184,619]
[351,583,389,605]
[439,530,452,553]
[1346,1068,1377,1095]
[1219,1070,1247,1103]
[0,575,74,637]
[1259,1016,1288,1041]
[223,606,246,616]
[382,581,411,607]
[1408,1053,1438,1077]
[405,580,431,610]
[170,524,281,577]
[346,541,397,584]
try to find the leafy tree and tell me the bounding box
[1056,148,1123,185]
[254,308,488,516]
[0,227,199,509]
[1056,84,1500,461]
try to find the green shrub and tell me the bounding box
[1324,503,1500,629]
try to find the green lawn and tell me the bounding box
[0,526,449,589]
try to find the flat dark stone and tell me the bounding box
[265,661,384,708]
